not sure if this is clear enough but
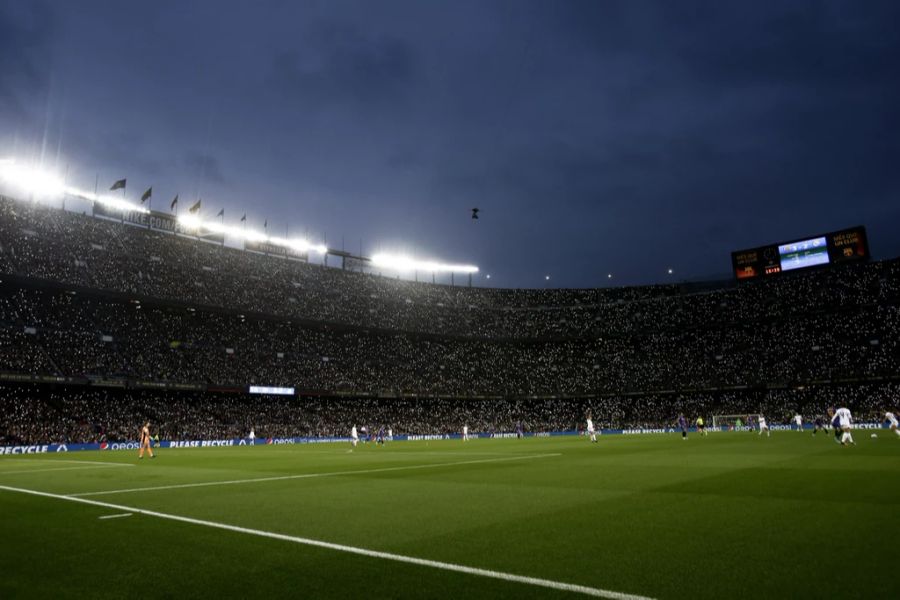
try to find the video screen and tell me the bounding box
[778,237,829,271]
[248,385,295,395]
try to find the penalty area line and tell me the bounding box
[0,483,652,600]
[68,453,562,498]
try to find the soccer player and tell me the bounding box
[138,421,155,459]
[586,412,597,443]
[793,414,803,432]
[677,414,688,440]
[249,427,256,445]
[884,411,899,437]
[828,407,856,446]
[515,421,524,439]
[829,409,842,443]
[462,424,469,441]
[758,414,770,437]
[350,425,359,448]
[812,416,828,435]
[695,416,707,436]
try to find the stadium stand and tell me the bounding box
[1,195,899,444]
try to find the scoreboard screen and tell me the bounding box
[732,226,869,280]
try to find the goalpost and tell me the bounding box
[712,414,761,430]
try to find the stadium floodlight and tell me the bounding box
[72,188,150,214]
[2,158,474,268]
[0,158,150,214]
[0,159,66,197]
[177,215,328,254]
[370,253,479,274]
[177,214,204,230]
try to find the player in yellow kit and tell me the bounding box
[695,416,707,436]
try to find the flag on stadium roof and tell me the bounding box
[141,187,152,204]
[216,208,224,218]
[170,195,178,211]
[109,178,126,191]
[189,199,201,214]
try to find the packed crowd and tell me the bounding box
[2,196,899,340]
[1,384,896,446]
[1,195,899,444]
[1,284,898,395]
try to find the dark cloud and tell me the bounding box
[0,0,897,287]
[269,22,415,110]
[0,2,54,122]
[184,152,225,184]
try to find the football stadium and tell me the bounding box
[2,2,900,599]
[1,187,899,599]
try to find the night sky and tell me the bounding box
[1,0,898,288]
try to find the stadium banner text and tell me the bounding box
[244,240,307,262]
[1,423,892,454]
[92,203,225,244]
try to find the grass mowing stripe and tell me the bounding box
[67,453,562,497]
[0,483,652,600]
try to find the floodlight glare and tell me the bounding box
[371,253,479,274]
[0,158,150,213]
[1,157,479,271]
[0,160,65,197]
[177,214,203,229]
[177,215,328,255]
[77,189,150,214]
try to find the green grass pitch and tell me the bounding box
[1,431,898,599]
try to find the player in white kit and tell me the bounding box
[829,407,855,446]
[248,427,256,445]
[586,412,597,443]
[350,425,359,448]
[793,414,802,432]
[462,424,469,441]
[885,412,899,437]
[758,415,770,437]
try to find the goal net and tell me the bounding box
[712,414,761,430]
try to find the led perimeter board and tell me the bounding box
[731,226,869,280]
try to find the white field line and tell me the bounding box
[255,450,516,456]
[0,458,135,466]
[0,483,653,600]
[98,513,133,520]
[353,451,516,456]
[69,453,561,498]
[0,464,134,476]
